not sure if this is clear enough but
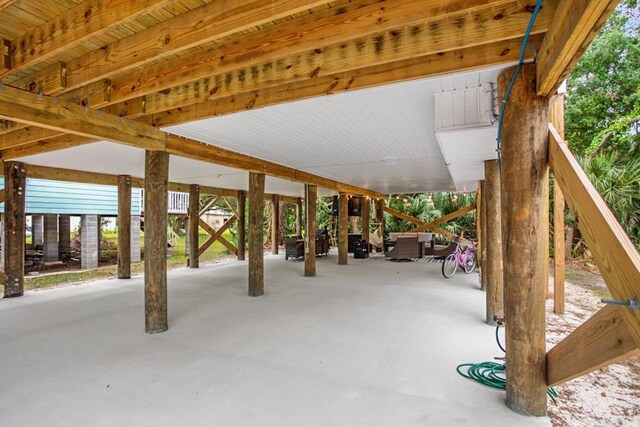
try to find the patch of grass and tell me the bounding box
[14,231,235,293]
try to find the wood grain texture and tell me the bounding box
[7,0,174,75]
[144,150,169,333]
[537,0,617,96]
[117,175,131,279]
[248,172,265,296]
[549,125,640,347]
[305,184,317,277]
[375,198,384,253]
[550,94,566,314]
[237,190,246,261]
[361,196,370,245]
[188,184,200,268]
[295,197,303,237]
[338,193,348,265]
[484,160,503,325]
[499,64,549,416]
[547,305,640,386]
[3,161,25,297]
[477,180,485,290]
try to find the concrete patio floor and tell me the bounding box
[0,252,550,426]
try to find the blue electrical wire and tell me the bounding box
[496,0,544,173]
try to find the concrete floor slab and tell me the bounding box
[0,253,550,426]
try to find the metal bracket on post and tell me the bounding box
[601,297,639,311]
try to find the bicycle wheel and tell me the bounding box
[463,251,477,274]
[442,253,458,278]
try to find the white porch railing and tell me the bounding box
[140,190,190,215]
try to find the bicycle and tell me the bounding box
[441,242,476,278]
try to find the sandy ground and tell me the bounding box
[546,269,640,426]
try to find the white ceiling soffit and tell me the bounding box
[165,66,507,194]
[15,141,331,197]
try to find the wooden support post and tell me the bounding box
[476,181,484,290]
[3,161,25,297]
[484,160,503,325]
[550,94,566,314]
[296,197,303,237]
[144,151,169,334]
[117,175,131,279]
[271,194,280,255]
[248,172,265,297]
[338,193,349,265]
[237,190,246,261]
[499,64,549,416]
[361,196,370,245]
[375,198,384,253]
[188,184,200,268]
[305,185,317,277]
[478,181,486,291]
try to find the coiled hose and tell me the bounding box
[456,323,558,404]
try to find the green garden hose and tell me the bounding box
[456,324,558,404]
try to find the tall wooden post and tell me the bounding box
[237,190,246,261]
[304,185,317,277]
[375,198,384,252]
[551,94,566,314]
[271,194,280,255]
[476,181,484,289]
[117,175,132,279]
[499,64,548,416]
[3,161,26,298]
[248,173,265,296]
[295,197,303,237]
[338,193,349,265]
[188,184,200,268]
[481,181,489,291]
[361,197,370,245]
[144,151,169,334]
[484,161,503,325]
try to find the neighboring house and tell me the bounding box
[202,208,233,230]
[0,178,142,270]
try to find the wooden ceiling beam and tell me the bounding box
[145,35,542,128]
[0,0,18,13]
[9,0,331,94]
[0,84,382,198]
[3,0,176,78]
[106,0,555,117]
[537,0,619,96]
[0,134,95,159]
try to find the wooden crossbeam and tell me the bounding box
[198,216,238,257]
[143,35,542,128]
[382,205,423,226]
[0,188,4,203]
[0,134,95,159]
[199,197,219,217]
[409,204,476,233]
[547,305,640,387]
[549,124,640,347]
[0,83,381,198]
[12,0,329,95]
[0,0,18,12]
[4,0,176,78]
[537,0,618,96]
[109,1,555,117]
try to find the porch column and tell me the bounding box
[295,197,303,236]
[551,94,566,314]
[304,184,317,277]
[476,181,484,289]
[131,215,141,263]
[117,175,132,278]
[338,193,348,265]
[80,215,99,270]
[271,194,280,255]
[375,198,384,252]
[188,184,200,268]
[3,161,26,298]
[58,215,71,256]
[32,214,44,245]
[499,64,548,416]
[43,214,59,261]
[144,151,169,334]
[361,197,370,245]
[237,190,246,261]
[484,160,503,325]
[248,173,265,296]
